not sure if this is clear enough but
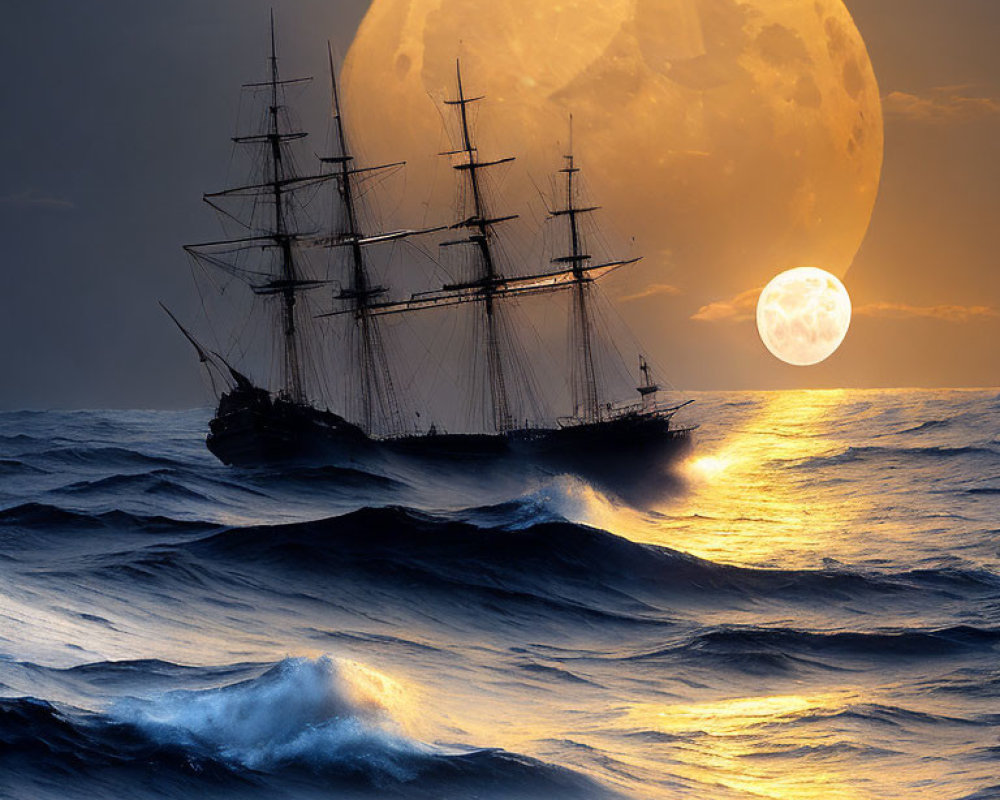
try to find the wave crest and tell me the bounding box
[0,657,604,797]
[113,656,430,777]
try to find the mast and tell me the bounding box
[186,15,333,404]
[312,44,446,434]
[265,11,306,403]
[545,118,647,424]
[442,61,517,432]
[560,117,600,423]
[637,355,659,412]
[322,42,401,435]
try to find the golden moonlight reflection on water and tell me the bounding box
[565,390,868,570]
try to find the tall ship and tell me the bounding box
[169,18,695,481]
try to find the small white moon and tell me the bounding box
[756,267,852,366]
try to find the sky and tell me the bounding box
[0,0,996,410]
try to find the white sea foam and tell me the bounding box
[111,655,436,777]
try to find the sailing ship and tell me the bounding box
[170,18,694,480]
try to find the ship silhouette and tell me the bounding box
[166,16,695,493]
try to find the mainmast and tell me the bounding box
[441,61,518,432]
[315,43,444,435]
[325,44,397,434]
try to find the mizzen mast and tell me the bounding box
[554,117,601,423]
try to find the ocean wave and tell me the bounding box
[958,787,1000,800]
[0,502,215,534]
[0,432,44,446]
[0,458,48,475]
[4,658,267,699]
[1,397,998,799]
[186,516,668,626]
[733,741,902,759]
[0,657,606,799]
[53,470,213,503]
[55,507,968,634]
[459,494,572,530]
[679,624,1000,661]
[801,701,992,729]
[883,419,953,437]
[183,507,713,619]
[112,656,440,776]
[246,463,407,491]
[591,624,1000,677]
[31,445,182,470]
[188,507,1000,595]
[11,503,997,620]
[792,444,1000,469]
[0,694,245,788]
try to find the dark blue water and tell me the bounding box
[1,390,998,799]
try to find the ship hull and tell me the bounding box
[207,385,694,489]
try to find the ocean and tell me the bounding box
[0,389,998,799]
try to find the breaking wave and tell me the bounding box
[0,657,604,799]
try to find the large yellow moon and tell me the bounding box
[341,0,883,303]
[756,267,852,365]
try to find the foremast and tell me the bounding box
[185,13,332,405]
[266,15,306,403]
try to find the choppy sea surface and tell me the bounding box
[1,389,998,800]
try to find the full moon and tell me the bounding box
[341,0,883,303]
[756,267,852,366]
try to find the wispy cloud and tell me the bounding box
[691,288,998,326]
[690,287,761,323]
[0,189,75,210]
[854,302,998,322]
[883,86,1000,123]
[617,283,681,303]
